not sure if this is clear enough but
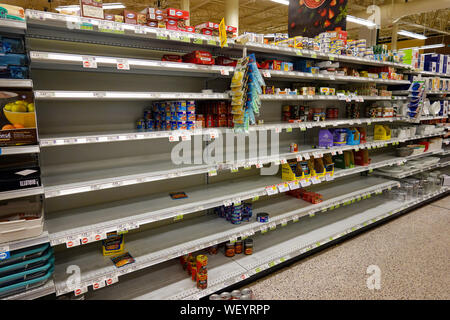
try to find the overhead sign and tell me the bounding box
[288,0,348,38]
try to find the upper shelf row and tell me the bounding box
[18,10,426,71]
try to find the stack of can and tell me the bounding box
[180,253,209,290]
[215,202,252,224]
[330,39,345,55]
[210,288,254,300]
[136,100,196,132]
[355,39,367,57]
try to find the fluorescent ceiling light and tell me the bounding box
[346,15,377,28]
[402,44,445,51]
[56,3,125,12]
[270,0,289,5]
[398,30,427,40]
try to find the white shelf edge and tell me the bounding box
[0,231,49,252]
[0,79,33,88]
[2,279,55,300]
[0,145,40,155]
[0,187,44,201]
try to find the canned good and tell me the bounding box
[240,294,252,300]
[244,238,253,255]
[136,119,144,131]
[207,244,218,255]
[290,143,298,153]
[196,255,208,269]
[257,212,269,223]
[209,294,221,300]
[177,121,187,130]
[225,242,235,257]
[231,290,241,300]
[235,240,243,254]
[191,266,197,281]
[220,292,232,300]
[241,288,253,298]
[197,279,207,290]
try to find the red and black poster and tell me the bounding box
[289,0,348,38]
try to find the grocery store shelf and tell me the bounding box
[0,145,40,155]
[261,70,410,85]
[260,94,407,102]
[82,186,449,300]
[39,118,406,148]
[404,70,450,78]
[0,79,33,88]
[30,51,234,78]
[34,90,229,100]
[0,187,44,201]
[24,10,411,70]
[2,279,55,300]
[39,128,220,147]
[51,176,398,296]
[0,18,27,35]
[427,91,450,95]
[238,42,410,69]
[41,131,444,200]
[375,160,444,179]
[0,231,49,253]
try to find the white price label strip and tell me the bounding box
[265,185,278,196]
[288,180,300,190]
[277,183,289,193]
[92,279,106,290]
[105,275,119,286]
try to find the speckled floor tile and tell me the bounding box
[243,202,450,300]
[430,195,450,209]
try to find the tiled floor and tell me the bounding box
[244,196,450,300]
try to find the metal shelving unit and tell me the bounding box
[0,145,40,155]
[0,187,44,201]
[13,9,449,301]
[51,176,399,296]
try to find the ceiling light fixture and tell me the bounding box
[346,15,377,28]
[398,30,427,40]
[402,44,445,51]
[270,0,290,5]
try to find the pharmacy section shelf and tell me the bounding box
[24,10,412,70]
[0,145,40,156]
[39,118,405,148]
[82,186,449,300]
[0,18,27,35]
[29,51,411,86]
[40,131,445,200]
[0,187,44,201]
[33,90,229,101]
[52,176,399,296]
[29,51,234,78]
[0,79,33,88]
[260,94,407,102]
[0,231,49,253]
[2,279,55,301]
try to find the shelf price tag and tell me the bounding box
[280,158,287,164]
[252,195,259,202]
[277,183,289,193]
[265,185,278,196]
[169,135,179,142]
[262,70,271,78]
[82,56,97,68]
[288,180,300,190]
[208,169,217,177]
[66,236,81,248]
[173,214,184,221]
[220,68,230,76]
[116,59,130,70]
[292,215,299,223]
[74,287,88,296]
[193,38,203,44]
[92,279,106,290]
[269,223,276,231]
[105,275,119,286]
[260,226,268,234]
[281,219,288,227]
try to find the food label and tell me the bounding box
[82,56,97,68]
[117,59,130,70]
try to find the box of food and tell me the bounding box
[182,51,214,65]
[165,8,189,20]
[80,0,104,20]
[0,90,37,146]
[196,22,216,30]
[123,10,137,24]
[102,232,124,256]
[137,13,147,25]
[114,15,124,23]
[0,4,25,21]
[0,154,40,192]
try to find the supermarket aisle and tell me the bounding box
[244,196,450,300]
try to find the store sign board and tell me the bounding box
[288,0,349,38]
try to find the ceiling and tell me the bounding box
[2,0,449,41]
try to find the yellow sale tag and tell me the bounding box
[219,18,227,48]
[286,127,292,133]
[193,38,203,44]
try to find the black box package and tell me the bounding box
[0,155,40,192]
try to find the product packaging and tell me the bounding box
[102,232,124,256]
